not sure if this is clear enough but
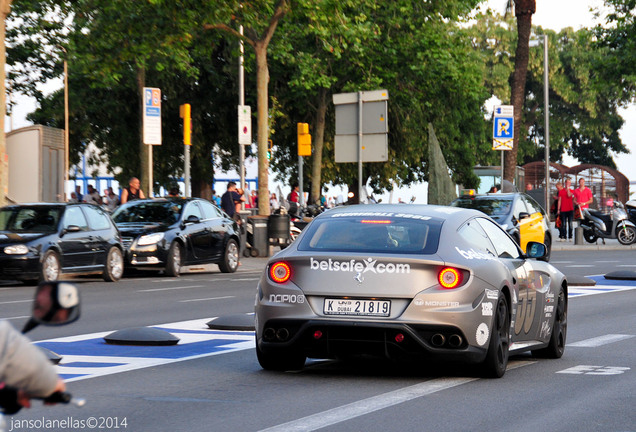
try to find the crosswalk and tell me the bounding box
[35,318,255,382]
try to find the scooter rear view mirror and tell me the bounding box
[22,281,81,334]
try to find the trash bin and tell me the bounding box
[268,213,290,247]
[238,210,251,257]
[247,215,269,257]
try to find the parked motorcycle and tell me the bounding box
[0,282,84,429]
[625,200,636,227]
[580,201,636,245]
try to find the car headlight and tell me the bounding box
[137,232,165,246]
[4,245,29,255]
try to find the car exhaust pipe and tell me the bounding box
[431,333,446,347]
[276,328,290,341]
[263,328,276,341]
[448,334,463,348]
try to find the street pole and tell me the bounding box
[358,91,363,203]
[298,155,304,207]
[543,34,550,220]
[63,52,69,201]
[239,24,246,206]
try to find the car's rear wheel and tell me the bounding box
[103,247,124,282]
[481,294,510,378]
[165,242,182,277]
[256,338,306,371]
[219,239,239,273]
[532,289,567,358]
[40,250,61,282]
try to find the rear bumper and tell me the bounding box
[257,319,487,364]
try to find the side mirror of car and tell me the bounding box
[184,215,200,225]
[22,281,81,334]
[526,241,547,259]
[64,225,82,234]
[518,212,530,220]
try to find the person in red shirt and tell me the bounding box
[573,178,593,210]
[558,178,575,241]
[289,184,299,203]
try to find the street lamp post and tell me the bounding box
[59,46,69,202]
[531,35,550,218]
[542,34,550,221]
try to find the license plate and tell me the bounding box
[323,299,391,317]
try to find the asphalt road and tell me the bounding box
[0,249,634,432]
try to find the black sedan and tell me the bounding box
[111,198,240,276]
[0,203,124,283]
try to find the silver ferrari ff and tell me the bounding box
[254,204,567,377]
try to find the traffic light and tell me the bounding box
[267,139,273,160]
[180,103,191,145]
[297,123,311,156]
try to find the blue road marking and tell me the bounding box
[34,318,255,382]
[569,275,636,298]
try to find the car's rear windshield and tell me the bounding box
[112,202,183,225]
[0,207,62,233]
[451,198,512,216]
[297,214,443,254]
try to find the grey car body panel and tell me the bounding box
[255,204,566,363]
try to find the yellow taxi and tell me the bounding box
[451,191,552,261]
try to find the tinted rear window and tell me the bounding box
[297,214,443,254]
[452,198,512,216]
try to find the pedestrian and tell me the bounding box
[167,186,180,197]
[250,190,258,209]
[270,193,279,210]
[84,185,103,205]
[558,178,575,241]
[573,178,593,216]
[120,177,146,204]
[221,181,245,220]
[288,183,299,203]
[211,190,221,207]
[75,185,83,202]
[103,187,120,212]
[68,191,79,203]
[551,181,563,217]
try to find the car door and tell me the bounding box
[476,217,542,343]
[181,201,212,262]
[82,205,114,267]
[59,205,93,269]
[523,195,548,244]
[199,200,227,261]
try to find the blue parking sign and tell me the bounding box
[493,116,514,139]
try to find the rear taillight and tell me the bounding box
[269,261,291,283]
[438,267,462,289]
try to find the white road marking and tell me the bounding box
[137,285,205,293]
[566,265,593,268]
[0,299,32,305]
[259,361,535,432]
[568,285,636,297]
[178,296,235,303]
[557,365,630,375]
[568,334,634,347]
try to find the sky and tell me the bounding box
[5,0,634,202]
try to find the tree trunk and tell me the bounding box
[0,1,13,205]
[137,67,151,196]
[310,88,328,204]
[504,0,535,184]
[255,42,270,216]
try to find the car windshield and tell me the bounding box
[452,198,512,216]
[112,201,183,225]
[0,207,61,233]
[297,215,443,254]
